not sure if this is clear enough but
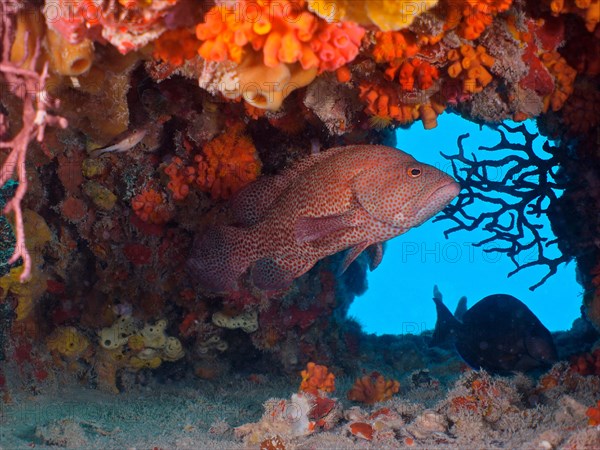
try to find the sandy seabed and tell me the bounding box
[1,358,599,450]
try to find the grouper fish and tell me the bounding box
[187,145,460,292]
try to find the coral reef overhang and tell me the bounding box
[0,0,600,447]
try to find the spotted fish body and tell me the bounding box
[187,145,460,292]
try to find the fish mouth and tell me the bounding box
[414,180,461,225]
[427,180,461,206]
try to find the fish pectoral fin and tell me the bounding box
[339,242,384,275]
[294,209,361,244]
[366,242,384,270]
[339,242,370,275]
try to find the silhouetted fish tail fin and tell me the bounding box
[430,285,461,348]
[186,225,253,293]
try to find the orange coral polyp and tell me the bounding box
[372,30,419,64]
[195,125,262,200]
[332,29,350,48]
[540,51,577,112]
[132,189,173,225]
[153,28,199,67]
[164,157,196,201]
[253,19,272,35]
[415,61,439,90]
[336,66,351,82]
[347,371,400,404]
[448,62,463,78]
[300,362,336,395]
[195,1,363,73]
[446,44,495,94]
[456,0,513,39]
[280,32,303,63]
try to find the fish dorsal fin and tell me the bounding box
[279,146,348,177]
[230,147,349,226]
[433,284,443,302]
[454,296,468,321]
[430,287,461,347]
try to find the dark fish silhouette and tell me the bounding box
[431,286,557,373]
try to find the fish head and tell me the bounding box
[525,331,558,365]
[400,162,460,228]
[354,158,460,230]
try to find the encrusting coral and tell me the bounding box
[569,348,600,376]
[456,0,514,40]
[212,310,259,333]
[540,50,578,112]
[45,0,189,54]
[372,30,419,65]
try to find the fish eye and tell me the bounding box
[407,167,422,178]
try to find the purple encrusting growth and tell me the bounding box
[187,145,460,292]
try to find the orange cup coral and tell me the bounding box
[373,30,419,65]
[387,58,440,91]
[299,362,336,395]
[196,0,364,72]
[447,44,495,94]
[164,157,196,201]
[347,371,400,404]
[153,28,199,67]
[359,80,418,127]
[548,0,600,32]
[457,0,513,39]
[195,124,262,200]
[131,188,174,225]
[540,51,577,113]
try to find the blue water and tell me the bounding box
[348,114,581,334]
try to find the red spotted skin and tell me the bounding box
[188,145,460,292]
